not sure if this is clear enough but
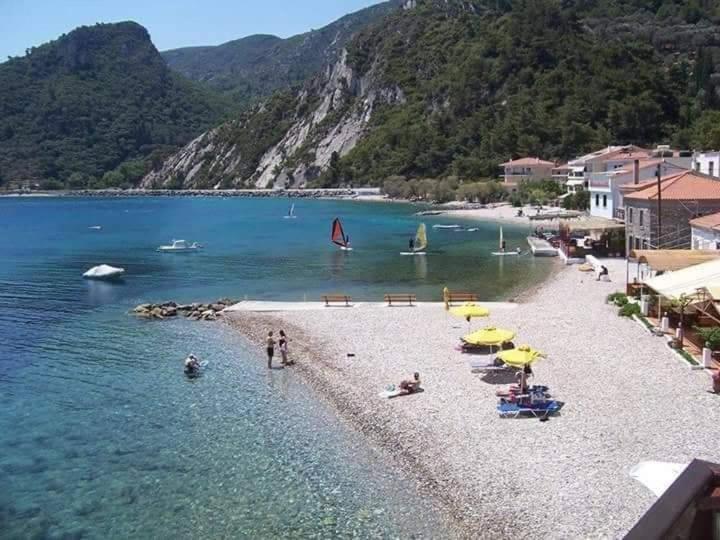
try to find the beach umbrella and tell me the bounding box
[450,302,490,329]
[462,326,515,347]
[497,345,546,368]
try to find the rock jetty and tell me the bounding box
[132,299,236,321]
[58,188,358,198]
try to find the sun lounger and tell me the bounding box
[497,400,563,418]
[469,359,510,373]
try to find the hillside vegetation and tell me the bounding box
[161,1,399,106]
[0,22,233,188]
[327,0,720,184]
[145,0,720,192]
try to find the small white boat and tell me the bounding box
[83,264,125,280]
[283,203,297,219]
[400,223,428,256]
[432,224,460,229]
[89,225,102,230]
[157,240,203,252]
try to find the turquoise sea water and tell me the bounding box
[0,197,554,538]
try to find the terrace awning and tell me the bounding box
[630,250,720,272]
[644,258,720,300]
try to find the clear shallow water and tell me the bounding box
[0,197,554,538]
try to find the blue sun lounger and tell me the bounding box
[497,400,564,418]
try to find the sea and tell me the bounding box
[0,196,555,539]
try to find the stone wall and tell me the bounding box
[625,200,720,250]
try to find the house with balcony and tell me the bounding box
[622,170,720,251]
[589,159,688,220]
[499,157,555,186]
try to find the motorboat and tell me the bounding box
[157,240,203,252]
[83,264,125,280]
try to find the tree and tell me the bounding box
[67,172,87,189]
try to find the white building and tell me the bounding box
[690,212,720,250]
[692,152,720,177]
[589,159,687,220]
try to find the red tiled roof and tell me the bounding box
[584,145,650,163]
[690,211,720,232]
[500,157,556,167]
[624,171,720,201]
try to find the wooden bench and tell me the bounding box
[321,294,352,307]
[384,293,416,306]
[446,292,478,305]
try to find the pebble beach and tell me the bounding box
[226,258,720,539]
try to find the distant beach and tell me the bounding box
[225,258,720,538]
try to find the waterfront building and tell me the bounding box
[499,157,555,186]
[622,171,720,250]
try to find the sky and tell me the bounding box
[0,0,382,59]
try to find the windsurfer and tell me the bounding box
[409,238,415,251]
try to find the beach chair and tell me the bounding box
[497,400,563,418]
[469,358,511,374]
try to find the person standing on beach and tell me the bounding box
[266,331,275,369]
[278,330,291,366]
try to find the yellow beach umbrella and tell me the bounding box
[449,303,490,319]
[497,345,546,368]
[462,326,515,347]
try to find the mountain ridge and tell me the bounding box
[143,0,720,190]
[160,1,400,106]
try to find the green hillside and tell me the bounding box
[326,0,720,184]
[0,22,233,188]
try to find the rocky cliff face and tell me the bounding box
[143,0,720,189]
[141,50,405,189]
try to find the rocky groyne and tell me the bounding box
[37,188,360,198]
[132,299,237,321]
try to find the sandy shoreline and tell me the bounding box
[224,258,720,538]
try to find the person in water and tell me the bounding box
[399,372,421,394]
[500,239,507,252]
[266,331,275,369]
[184,354,200,376]
[409,237,415,251]
[278,330,292,366]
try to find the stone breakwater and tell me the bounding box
[132,299,236,321]
[6,188,364,198]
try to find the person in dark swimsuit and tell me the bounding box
[266,332,275,369]
[409,238,415,251]
[184,354,200,377]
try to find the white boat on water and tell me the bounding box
[432,224,460,229]
[83,264,125,280]
[157,240,203,252]
[400,223,428,256]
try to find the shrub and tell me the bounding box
[694,326,720,350]
[607,292,628,306]
[619,303,641,317]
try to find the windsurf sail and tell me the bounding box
[414,223,427,252]
[499,226,504,250]
[288,203,295,217]
[331,218,348,248]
